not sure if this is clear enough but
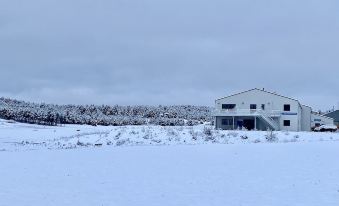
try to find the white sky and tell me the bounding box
[0,0,338,111]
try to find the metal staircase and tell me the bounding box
[257,111,280,131]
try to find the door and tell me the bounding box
[237,120,243,129]
[243,119,255,130]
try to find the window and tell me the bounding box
[284,104,290,111]
[283,120,290,126]
[250,104,257,110]
[222,104,236,109]
[261,104,265,110]
[222,119,233,125]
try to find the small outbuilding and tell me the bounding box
[324,110,339,126]
[311,112,335,128]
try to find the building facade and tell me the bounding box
[213,88,334,131]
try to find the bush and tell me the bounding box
[116,139,129,146]
[241,135,248,140]
[265,130,278,142]
[203,127,213,136]
[190,127,198,140]
[227,132,238,138]
[253,139,261,143]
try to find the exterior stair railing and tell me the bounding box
[256,110,280,130]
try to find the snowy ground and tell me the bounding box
[1,119,339,206]
[1,118,338,151]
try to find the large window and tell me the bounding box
[284,104,291,111]
[222,119,233,125]
[283,120,291,126]
[250,104,257,110]
[222,104,236,109]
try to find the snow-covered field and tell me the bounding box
[1,119,338,151]
[1,119,339,206]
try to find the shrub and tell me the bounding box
[205,135,215,141]
[241,135,248,140]
[253,139,261,143]
[190,127,198,140]
[227,132,238,138]
[203,127,213,136]
[265,130,278,142]
[116,139,128,146]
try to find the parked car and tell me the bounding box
[314,125,337,132]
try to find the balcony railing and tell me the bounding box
[213,108,281,130]
[213,108,282,117]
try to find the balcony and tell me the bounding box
[213,108,281,130]
[213,109,282,117]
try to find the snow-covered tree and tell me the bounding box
[0,97,212,126]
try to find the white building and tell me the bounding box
[213,88,334,131]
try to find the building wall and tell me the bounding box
[279,114,299,131]
[216,116,234,130]
[301,105,312,131]
[215,89,302,131]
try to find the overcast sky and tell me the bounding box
[0,0,338,110]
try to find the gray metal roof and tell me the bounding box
[324,110,339,121]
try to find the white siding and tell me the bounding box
[301,105,312,131]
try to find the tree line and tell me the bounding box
[0,97,212,126]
